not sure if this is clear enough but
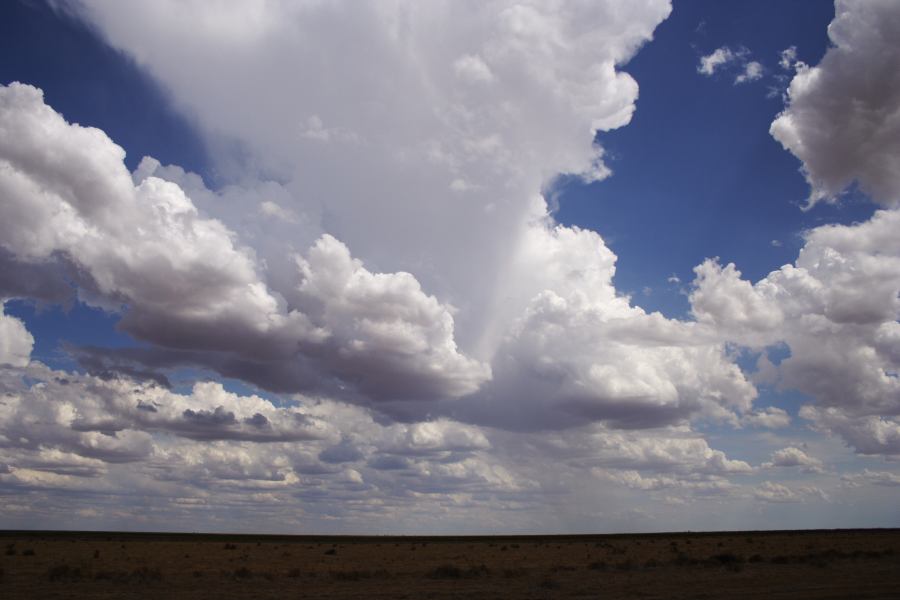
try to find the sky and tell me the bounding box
[0,0,898,534]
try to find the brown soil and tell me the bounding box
[1,529,898,598]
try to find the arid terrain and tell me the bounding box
[0,529,898,598]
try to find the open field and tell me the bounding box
[1,529,899,598]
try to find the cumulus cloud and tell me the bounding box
[291,234,490,400]
[842,469,900,487]
[686,2,900,460]
[741,407,791,429]
[457,218,756,431]
[690,208,900,455]
[0,363,542,528]
[5,0,868,529]
[0,302,32,367]
[0,82,487,403]
[753,481,827,503]
[543,424,753,476]
[67,0,672,355]
[771,0,900,208]
[764,446,824,473]
[0,4,760,433]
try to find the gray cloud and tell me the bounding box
[771,0,900,207]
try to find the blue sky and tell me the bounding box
[1,0,899,534]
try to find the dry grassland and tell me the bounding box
[1,529,899,598]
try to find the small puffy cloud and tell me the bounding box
[735,61,763,84]
[258,200,299,223]
[779,46,798,71]
[595,469,736,496]
[556,425,753,476]
[690,259,784,340]
[698,46,764,86]
[0,302,32,367]
[384,420,491,456]
[754,481,827,503]
[764,446,824,473]
[453,54,494,84]
[741,407,791,429]
[841,469,900,487]
[698,47,735,75]
[800,406,900,456]
[770,0,900,208]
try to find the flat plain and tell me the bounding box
[1,529,898,599]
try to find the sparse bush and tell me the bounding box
[331,570,374,581]
[233,567,253,579]
[426,564,487,579]
[131,567,163,582]
[287,568,303,578]
[47,564,82,582]
[538,578,560,590]
[324,548,336,555]
[428,564,462,579]
[588,561,608,571]
[22,548,35,556]
[615,560,635,571]
[223,543,237,550]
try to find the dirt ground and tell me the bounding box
[1,529,898,599]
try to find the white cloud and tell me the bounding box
[842,468,900,487]
[698,47,735,75]
[690,209,900,456]
[698,45,765,86]
[464,219,756,430]
[0,82,487,403]
[0,5,758,433]
[741,407,791,429]
[771,0,900,208]
[291,234,490,400]
[754,480,826,503]
[6,0,877,529]
[0,302,32,367]
[764,446,824,472]
[453,54,494,84]
[779,46,798,71]
[735,61,763,84]
[68,0,672,359]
